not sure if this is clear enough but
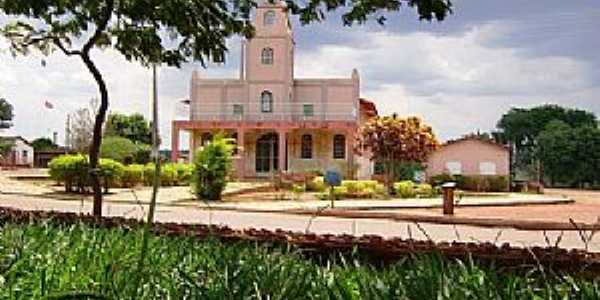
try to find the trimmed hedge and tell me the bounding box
[429,174,509,192]
[48,154,124,193]
[49,154,193,192]
[316,179,386,200]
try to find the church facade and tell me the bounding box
[171,1,377,179]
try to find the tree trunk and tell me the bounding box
[81,53,109,217]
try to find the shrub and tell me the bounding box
[431,175,509,192]
[333,186,348,199]
[291,183,306,200]
[133,143,152,164]
[308,176,327,192]
[487,176,509,192]
[48,154,123,193]
[121,164,144,188]
[49,154,88,192]
[394,181,416,198]
[341,180,361,194]
[99,159,125,192]
[100,136,137,164]
[415,183,435,198]
[160,163,178,186]
[192,135,234,201]
[175,163,194,185]
[143,163,156,186]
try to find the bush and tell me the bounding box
[133,143,152,164]
[175,163,194,185]
[100,136,138,164]
[415,183,435,198]
[308,176,327,192]
[48,154,123,193]
[99,159,125,192]
[48,154,89,192]
[429,174,509,192]
[143,163,156,186]
[394,181,416,198]
[160,163,178,187]
[121,164,144,188]
[192,135,234,201]
[291,183,306,200]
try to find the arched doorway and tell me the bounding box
[256,132,278,173]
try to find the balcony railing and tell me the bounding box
[190,102,358,122]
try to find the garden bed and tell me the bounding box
[0,206,599,274]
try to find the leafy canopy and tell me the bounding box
[537,121,600,186]
[359,115,439,163]
[31,137,58,151]
[0,98,13,129]
[104,113,152,145]
[0,0,451,67]
[497,104,597,149]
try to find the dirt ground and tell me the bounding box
[402,188,600,224]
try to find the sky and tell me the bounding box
[1,0,599,149]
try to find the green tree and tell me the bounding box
[536,121,577,186]
[497,104,598,179]
[0,98,14,157]
[0,0,451,216]
[0,97,13,129]
[537,121,600,187]
[31,137,58,151]
[105,113,152,145]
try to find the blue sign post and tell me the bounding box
[324,169,342,208]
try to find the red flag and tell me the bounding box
[44,101,54,109]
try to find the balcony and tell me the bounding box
[190,102,358,122]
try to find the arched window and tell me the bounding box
[333,134,346,159]
[301,134,313,159]
[264,10,276,26]
[261,48,274,65]
[261,91,273,113]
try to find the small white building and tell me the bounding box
[0,136,34,167]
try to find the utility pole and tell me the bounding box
[147,64,161,224]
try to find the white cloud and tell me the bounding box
[294,22,594,140]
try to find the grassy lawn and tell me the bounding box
[1,222,598,299]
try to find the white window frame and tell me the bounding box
[261,48,274,65]
[479,161,497,175]
[446,161,462,175]
[264,10,276,26]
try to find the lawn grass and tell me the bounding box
[1,222,598,299]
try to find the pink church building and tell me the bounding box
[171,1,377,179]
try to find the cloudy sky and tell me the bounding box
[1,0,599,148]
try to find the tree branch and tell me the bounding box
[82,0,114,54]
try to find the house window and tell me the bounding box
[446,161,462,175]
[301,134,313,159]
[261,91,273,113]
[264,10,276,26]
[479,162,497,175]
[261,48,274,65]
[333,134,346,159]
[233,104,244,116]
[22,150,28,161]
[303,104,314,117]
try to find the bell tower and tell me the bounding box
[244,0,294,83]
